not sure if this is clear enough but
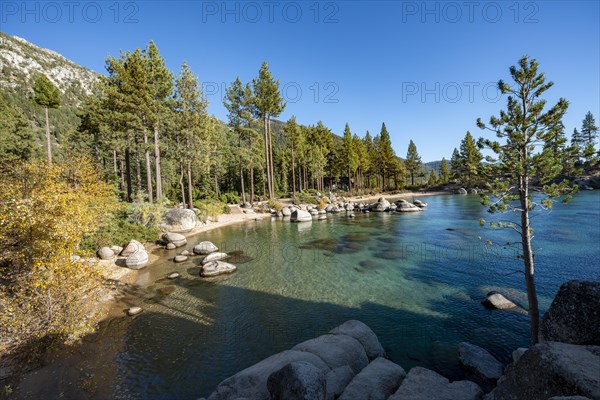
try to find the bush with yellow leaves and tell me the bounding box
[0,158,116,353]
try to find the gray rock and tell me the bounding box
[127,306,142,316]
[121,239,144,256]
[547,397,592,400]
[292,209,313,222]
[202,252,229,264]
[161,208,197,232]
[180,250,191,256]
[469,188,479,194]
[207,350,330,400]
[318,209,326,215]
[267,361,327,400]
[482,291,524,312]
[413,199,428,208]
[540,280,600,345]
[200,261,237,277]
[282,207,292,217]
[193,241,219,255]
[338,357,406,400]
[174,255,188,263]
[168,272,180,279]
[456,188,468,195]
[487,342,600,400]
[110,245,123,255]
[511,348,527,364]
[458,342,503,391]
[389,367,483,400]
[325,204,333,212]
[371,197,390,212]
[292,333,369,374]
[166,243,176,250]
[97,246,115,260]
[325,366,355,400]
[395,199,422,212]
[309,208,319,216]
[161,232,187,247]
[329,320,386,360]
[125,243,148,269]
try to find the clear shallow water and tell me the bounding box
[53,193,600,399]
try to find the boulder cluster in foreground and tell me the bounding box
[201,280,600,400]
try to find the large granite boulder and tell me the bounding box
[338,357,406,400]
[486,342,600,400]
[161,232,187,247]
[161,208,197,232]
[389,367,483,400]
[193,241,218,255]
[371,197,390,212]
[207,350,330,400]
[458,342,503,392]
[329,320,385,360]
[282,207,292,217]
[97,246,115,260]
[121,239,144,257]
[291,209,313,222]
[395,199,422,212]
[125,246,148,269]
[200,261,236,277]
[202,252,229,264]
[267,361,327,400]
[540,280,600,345]
[292,334,369,374]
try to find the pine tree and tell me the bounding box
[145,41,174,200]
[406,139,422,186]
[284,116,303,195]
[427,169,438,186]
[580,111,599,165]
[477,56,572,345]
[363,131,376,189]
[439,158,450,183]
[378,123,397,190]
[252,62,286,199]
[341,123,358,192]
[458,131,483,186]
[32,74,60,165]
[174,62,209,209]
[0,93,38,162]
[450,148,461,180]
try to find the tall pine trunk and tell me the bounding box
[263,115,272,199]
[179,162,186,208]
[44,106,52,165]
[135,135,142,196]
[291,143,296,196]
[125,147,132,202]
[187,160,193,210]
[144,130,154,203]
[519,172,540,345]
[249,135,255,205]
[113,150,118,177]
[239,135,246,204]
[154,124,163,200]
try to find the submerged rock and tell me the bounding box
[200,261,236,277]
[174,255,188,263]
[540,280,600,345]
[168,272,180,279]
[482,291,525,313]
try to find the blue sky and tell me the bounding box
[3,0,599,161]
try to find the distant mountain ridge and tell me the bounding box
[0,32,99,105]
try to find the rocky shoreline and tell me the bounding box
[201,280,599,400]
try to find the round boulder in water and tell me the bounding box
[193,241,218,255]
[200,261,237,277]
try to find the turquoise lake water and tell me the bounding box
[36,192,600,399]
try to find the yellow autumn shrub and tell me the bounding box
[0,158,116,352]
